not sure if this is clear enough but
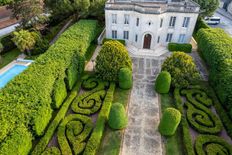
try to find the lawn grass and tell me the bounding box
[160,93,183,155]
[0,48,21,69]
[97,87,130,155]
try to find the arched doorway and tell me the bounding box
[143,34,152,49]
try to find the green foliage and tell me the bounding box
[162,52,200,88]
[41,147,61,155]
[96,40,132,81]
[57,114,93,155]
[158,108,181,136]
[52,78,67,109]
[118,68,133,90]
[0,0,13,5]
[196,28,232,109]
[32,82,81,155]
[32,39,49,55]
[12,30,38,54]
[155,71,171,94]
[0,34,16,54]
[0,125,32,155]
[194,17,210,34]
[103,38,126,45]
[168,43,192,53]
[0,20,98,154]
[108,103,128,130]
[193,0,219,17]
[195,135,232,155]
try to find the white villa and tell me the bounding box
[104,0,200,56]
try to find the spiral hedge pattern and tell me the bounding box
[181,89,222,134]
[57,114,93,155]
[195,135,232,155]
[176,87,232,155]
[34,75,115,155]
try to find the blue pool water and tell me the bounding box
[0,65,28,88]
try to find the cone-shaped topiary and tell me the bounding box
[155,71,171,94]
[96,40,132,81]
[159,108,181,136]
[119,68,133,89]
[108,103,128,129]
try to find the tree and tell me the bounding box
[162,52,200,88]
[45,0,90,20]
[193,0,219,17]
[12,30,39,56]
[8,0,47,29]
[95,40,132,81]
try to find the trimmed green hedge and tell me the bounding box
[96,40,132,81]
[168,43,192,53]
[108,102,128,129]
[84,83,115,155]
[103,38,126,45]
[194,17,210,34]
[118,68,133,90]
[155,71,171,94]
[52,77,67,109]
[0,20,98,154]
[159,108,181,136]
[196,28,232,113]
[195,135,232,155]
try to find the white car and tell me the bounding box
[204,16,221,25]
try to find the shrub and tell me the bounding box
[52,78,67,109]
[41,147,61,155]
[103,38,125,45]
[155,71,171,94]
[96,40,132,81]
[195,135,232,155]
[108,102,128,129]
[162,52,200,88]
[158,108,181,136]
[118,68,133,89]
[196,28,232,108]
[0,20,98,154]
[194,17,210,34]
[0,34,16,54]
[168,43,192,53]
[31,39,49,55]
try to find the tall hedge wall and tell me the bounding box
[0,20,98,154]
[196,28,232,110]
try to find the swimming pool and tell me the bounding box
[0,64,28,88]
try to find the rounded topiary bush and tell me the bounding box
[159,108,181,136]
[155,71,171,94]
[119,68,133,89]
[162,52,200,88]
[108,102,128,129]
[96,40,132,81]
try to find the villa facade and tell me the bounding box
[105,0,200,54]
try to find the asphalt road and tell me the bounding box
[211,11,232,36]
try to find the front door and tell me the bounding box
[143,34,152,49]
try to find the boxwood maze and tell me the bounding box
[33,76,115,155]
[175,88,232,155]
[0,20,98,154]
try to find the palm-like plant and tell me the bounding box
[12,30,38,56]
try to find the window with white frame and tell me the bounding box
[112,30,117,39]
[112,14,117,24]
[160,18,163,28]
[182,17,190,27]
[169,16,176,27]
[124,14,130,24]
[135,34,138,42]
[123,31,129,40]
[136,18,139,26]
[166,33,173,42]
[178,34,186,43]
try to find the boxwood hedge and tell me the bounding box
[196,28,232,113]
[0,20,98,154]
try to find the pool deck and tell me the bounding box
[0,54,32,75]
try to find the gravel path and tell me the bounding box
[121,56,166,155]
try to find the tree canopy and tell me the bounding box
[193,0,219,17]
